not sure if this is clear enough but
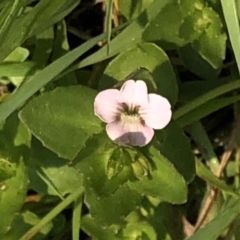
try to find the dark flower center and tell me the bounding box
[117,102,145,125]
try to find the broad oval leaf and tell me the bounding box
[73,132,141,226]
[20,86,103,160]
[73,132,134,197]
[85,185,141,226]
[143,0,225,54]
[190,7,226,69]
[99,43,178,106]
[143,0,185,46]
[129,145,188,204]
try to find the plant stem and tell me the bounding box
[72,194,83,240]
[20,186,84,240]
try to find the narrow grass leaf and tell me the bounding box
[220,0,240,73]
[0,33,107,122]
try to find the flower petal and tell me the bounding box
[139,93,172,129]
[94,89,122,123]
[120,80,148,108]
[106,121,154,146]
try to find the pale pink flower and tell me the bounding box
[94,80,172,146]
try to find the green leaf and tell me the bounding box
[129,145,188,204]
[226,161,237,177]
[187,199,240,240]
[220,0,240,73]
[0,112,30,237]
[33,27,54,68]
[99,43,178,106]
[4,47,29,62]
[85,185,141,226]
[155,121,195,183]
[81,214,120,240]
[105,0,113,55]
[142,0,226,66]
[119,0,154,20]
[143,0,185,46]
[0,61,38,87]
[173,79,240,121]
[0,29,110,123]
[0,62,37,77]
[122,221,157,239]
[78,0,170,68]
[0,0,80,62]
[51,21,78,86]
[188,122,219,173]
[29,138,83,197]
[0,0,25,49]
[178,79,228,103]
[3,211,53,240]
[180,2,227,69]
[3,112,31,147]
[143,0,211,44]
[227,216,240,240]
[147,201,177,240]
[73,132,134,197]
[177,95,240,127]
[196,160,239,198]
[20,86,102,160]
[191,8,226,69]
[179,44,220,80]
[0,159,28,238]
[0,158,15,182]
[72,193,82,240]
[0,0,12,10]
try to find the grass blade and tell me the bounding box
[221,0,240,73]
[72,195,83,240]
[105,0,113,54]
[0,32,107,122]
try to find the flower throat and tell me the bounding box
[118,103,144,125]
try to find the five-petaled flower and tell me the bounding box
[94,80,172,146]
